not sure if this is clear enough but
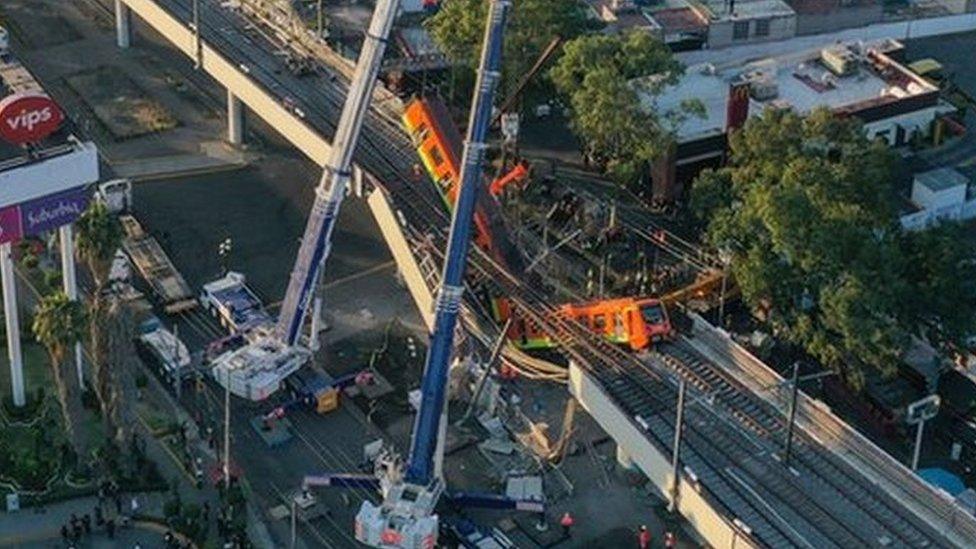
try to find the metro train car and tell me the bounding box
[497,296,674,351]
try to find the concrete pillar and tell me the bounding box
[115,0,131,49]
[60,224,84,387]
[1,243,25,407]
[227,90,243,145]
[616,444,636,470]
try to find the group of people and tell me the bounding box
[59,510,117,547]
[559,511,678,548]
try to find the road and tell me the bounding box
[113,0,973,546]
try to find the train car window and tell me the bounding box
[427,144,446,167]
[593,315,606,333]
[614,313,625,337]
[641,303,664,325]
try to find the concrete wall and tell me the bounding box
[901,197,976,230]
[707,14,796,48]
[794,5,883,36]
[567,362,760,549]
[861,105,942,145]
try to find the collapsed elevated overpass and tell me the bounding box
[106,0,976,545]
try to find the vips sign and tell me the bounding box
[0,93,65,145]
[0,187,89,245]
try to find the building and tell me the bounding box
[0,35,99,407]
[787,0,883,36]
[900,167,976,231]
[693,0,797,48]
[639,40,951,201]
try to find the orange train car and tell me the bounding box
[497,296,674,352]
[402,97,494,253]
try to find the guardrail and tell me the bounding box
[688,312,976,546]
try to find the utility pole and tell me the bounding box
[192,0,202,69]
[290,498,297,548]
[668,379,686,513]
[173,323,182,402]
[317,0,324,38]
[717,249,732,329]
[223,368,231,489]
[457,318,512,426]
[782,362,800,466]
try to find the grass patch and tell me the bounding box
[64,66,178,140]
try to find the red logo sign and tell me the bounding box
[0,93,65,145]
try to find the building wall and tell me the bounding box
[861,104,942,145]
[707,14,796,48]
[794,5,883,36]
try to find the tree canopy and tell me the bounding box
[75,201,122,289]
[426,0,591,96]
[691,107,976,387]
[550,31,700,187]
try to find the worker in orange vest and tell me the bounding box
[664,531,677,548]
[638,525,652,549]
[560,512,574,538]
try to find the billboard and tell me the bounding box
[0,186,89,245]
[0,93,65,145]
[20,186,89,236]
[0,206,23,245]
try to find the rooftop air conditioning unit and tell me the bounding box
[749,77,779,101]
[821,46,858,76]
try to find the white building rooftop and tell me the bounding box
[640,40,939,141]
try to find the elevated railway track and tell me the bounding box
[103,0,976,545]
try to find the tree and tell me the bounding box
[691,107,976,387]
[426,0,591,97]
[75,201,122,290]
[550,31,701,187]
[32,291,89,464]
[89,294,139,451]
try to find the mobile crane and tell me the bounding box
[301,3,544,547]
[209,0,400,399]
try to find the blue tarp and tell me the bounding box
[919,468,967,496]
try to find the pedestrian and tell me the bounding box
[69,512,78,529]
[130,495,140,515]
[106,518,116,539]
[664,530,677,548]
[72,522,81,543]
[164,530,174,546]
[559,512,574,538]
[114,494,123,515]
[60,524,69,542]
[95,505,104,526]
[638,525,652,549]
[134,543,142,549]
[203,501,210,521]
[82,514,91,534]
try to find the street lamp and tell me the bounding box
[907,394,940,471]
[218,237,233,276]
[771,362,836,467]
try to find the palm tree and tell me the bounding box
[89,293,138,449]
[75,202,122,290]
[32,291,89,465]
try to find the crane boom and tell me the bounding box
[405,0,511,487]
[275,0,400,346]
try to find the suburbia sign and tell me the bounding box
[0,93,64,145]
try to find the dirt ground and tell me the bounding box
[66,66,178,140]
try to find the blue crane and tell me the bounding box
[301,2,544,547]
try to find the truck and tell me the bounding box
[200,271,272,336]
[135,316,192,387]
[120,214,197,314]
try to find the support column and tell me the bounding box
[1,243,25,407]
[227,90,243,145]
[60,224,84,387]
[115,0,131,49]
